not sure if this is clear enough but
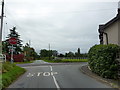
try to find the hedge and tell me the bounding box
[88,44,120,79]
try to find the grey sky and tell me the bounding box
[1,0,119,54]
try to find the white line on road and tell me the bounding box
[50,66,53,71]
[23,66,49,68]
[50,66,60,90]
[52,75,60,90]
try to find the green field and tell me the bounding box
[61,59,88,62]
[44,59,88,63]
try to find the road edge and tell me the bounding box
[80,65,120,89]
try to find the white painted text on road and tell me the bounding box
[27,72,58,77]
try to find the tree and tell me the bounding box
[65,52,74,57]
[5,27,23,54]
[2,41,8,54]
[75,48,81,57]
[40,49,49,57]
[39,49,58,58]
[78,48,80,54]
[58,53,64,57]
[23,43,39,61]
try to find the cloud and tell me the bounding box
[2,0,118,53]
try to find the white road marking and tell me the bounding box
[50,66,53,71]
[43,72,51,76]
[52,75,60,90]
[27,72,58,77]
[23,66,49,68]
[26,65,60,89]
[50,66,60,90]
[51,72,58,76]
[27,73,34,77]
[37,72,43,76]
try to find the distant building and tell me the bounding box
[98,5,120,45]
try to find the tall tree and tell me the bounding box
[75,48,81,57]
[77,48,80,54]
[5,27,23,54]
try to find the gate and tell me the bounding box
[0,54,6,62]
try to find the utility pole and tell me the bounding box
[0,0,4,60]
[48,43,50,60]
[29,40,31,47]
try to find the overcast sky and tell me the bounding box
[1,0,119,54]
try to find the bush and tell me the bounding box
[88,44,120,79]
[1,63,26,89]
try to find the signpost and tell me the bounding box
[8,37,17,63]
[9,37,17,45]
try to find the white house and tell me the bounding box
[98,7,120,46]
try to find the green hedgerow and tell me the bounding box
[88,44,120,80]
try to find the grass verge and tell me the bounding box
[1,62,26,89]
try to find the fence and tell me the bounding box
[0,54,6,62]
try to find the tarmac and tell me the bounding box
[80,65,120,89]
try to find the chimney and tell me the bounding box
[98,25,104,33]
[99,25,104,29]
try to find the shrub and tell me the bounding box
[88,44,120,79]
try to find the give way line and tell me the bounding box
[50,66,60,90]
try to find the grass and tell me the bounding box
[14,60,34,64]
[1,62,26,89]
[44,59,88,63]
[44,59,61,63]
[61,59,88,62]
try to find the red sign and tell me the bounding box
[9,37,17,45]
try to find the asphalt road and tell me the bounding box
[8,60,114,89]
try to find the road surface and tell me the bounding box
[8,60,114,89]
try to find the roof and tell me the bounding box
[99,9,120,32]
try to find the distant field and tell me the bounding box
[61,59,88,62]
[44,59,88,63]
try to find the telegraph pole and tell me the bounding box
[48,43,50,60]
[0,0,4,58]
[29,40,31,47]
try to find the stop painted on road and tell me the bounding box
[27,72,58,77]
